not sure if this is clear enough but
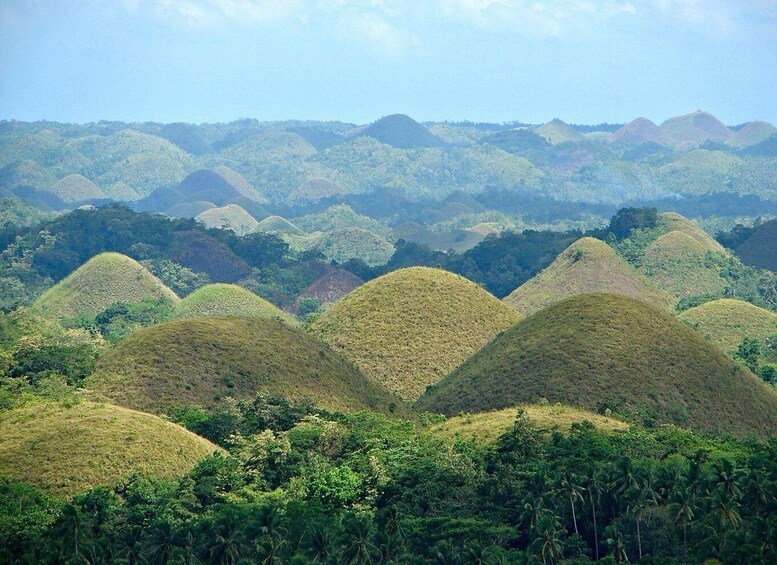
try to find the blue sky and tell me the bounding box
[1,0,775,125]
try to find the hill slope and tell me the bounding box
[288,178,348,206]
[296,269,364,309]
[195,204,259,235]
[735,219,777,272]
[0,401,218,498]
[417,294,777,438]
[50,174,105,203]
[678,298,777,351]
[174,284,296,324]
[726,121,777,148]
[609,118,668,145]
[308,267,521,400]
[309,227,394,266]
[660,111,731,145]
[34,252,179,320]
[360,114,445,148]
[88,317,399,414]
[534,119,585,144]
[254,215,305,236]
[505,237,675,316]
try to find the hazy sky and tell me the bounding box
[1,0,776,125]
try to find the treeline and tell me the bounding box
[2,400,777,564]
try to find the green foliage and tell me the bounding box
[141,258,210,296]
[606,207,659,240]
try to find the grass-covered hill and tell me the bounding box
[33,252,179,320]
[287,177,347,206]
[308,267,521,400]
[359,114,445,149]
[296,269,364,309]
[195,204,259,235]
[505,237,674,316]
[0,401,218,498]
[661,212,727,253]
[254,215,305,236]
[660,111,732,146]
[308,227,394,266]
[640,231,728,298]
[293,204,391,239]
[727,121,777,148]
[175,169,241,204]
[417,293,777,438]
[678,298,777,352]
[50,174,105,203]
[224,195,270,221]
[533,119,585,145]
[87,316,399,414]
[174,283,296,324]
[166,200,216,218]
[212,165,267,203]
[609,118,667,145]
[429,404,629,445]
[735,219,777,271]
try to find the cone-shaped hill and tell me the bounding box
[359,114,445,149]
[735,219,777,272]
[0,401,218,498]
[534,119,585,145]
[660,111,731,146]
[609,118,668,145]
[176,169,241,205]
[726,121,777,148]
[308,267,522,400]
[416,294,777,439]
[296,269,364,309]
[87,317,400,414]
[505,237,675,316]
[288,178,348,206]
[166,200,217,218]
[254,215,306,236]
[174,284,296,324]
[213,165,267,203]
[640,231,728,299]
[51,174,105,203]
[661,212,727,254]
[678,299,777,352]
[34,253,179,320]
[195,204,259,235]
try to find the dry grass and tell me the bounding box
[417,293,777,439]
[505,237,675,316]
[195,204,259,235]
[309,267,521,401]
[429,404,629,444]
[87,316,402,414]
[679,298,777,352]
[50,173,105,203]
[534,120,585,144]
[254,215,306,236]
[34,252,179,320]
[0,400,219,498]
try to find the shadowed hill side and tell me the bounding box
[174,284,296,324]
[417,293,777,439]
[50,174,105,203]
[0,401,218,498]
[505,237,675,316]
[254,215,306,236]
[609,118,668,145]
[296,269,364,309]
[678,298,777,352]
[726,121,777,148]
[359,114,445,148]
[660,111,732,146]
[308,267,521,400]
[87,316,400,414]
[33,252,179,320]
[735,219,777,272]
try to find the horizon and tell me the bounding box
[1,1,776,125]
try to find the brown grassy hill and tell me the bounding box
[309,227,394,266]
[429,404,629,444]
[288,178,347,206]
[660,111,732,145]
[166,200,217,218]
[609,118,668,145]
[678,298,777,351]
[296,269,364,309]
[254,215,306,236]
[726,121,777,148]
[51,174,105,203]
[87,316,400,414]
[534,119,585,145]
[736,219,777,272]
[0,401,218,498]
[213,165,268,203]
[105,181,140,201]
[662,212,727,253]
[174,283,296,324]
[308,267,521,400]
[505,237,675,316]
[359,114,445,149]
[417,293,777,439]
[640,231,728,299]
[225,195,270,221]
[34,252,179,320]
[195,204,259,235]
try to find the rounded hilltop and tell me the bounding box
[308,267,521,400]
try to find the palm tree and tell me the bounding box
[146,519,177,565]
[668,486,695,564]
[208,513,243,565]
[584,467,605,561]
[556,471,585,536]
[624,466,660,561]
[711,459,742,500]
[341,516,378,565]
[606,529,629,564]
[308,525,334,563]
[529,514,564,565]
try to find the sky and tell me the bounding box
[0,0,776,126]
